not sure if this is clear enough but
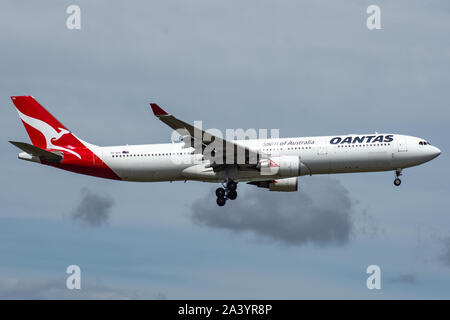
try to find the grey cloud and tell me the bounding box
[154,292,168,300]
[0,277,143,300]
[71,188,114,227]
[191,177,355,246]
[354,209,385,238]
[389,274,418,285]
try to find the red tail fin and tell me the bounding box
[11,96,85,156]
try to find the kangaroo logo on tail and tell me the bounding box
[16,109,82,159]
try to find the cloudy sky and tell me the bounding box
[1,0,449,299]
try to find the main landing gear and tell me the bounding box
[216,180,238,206]
[394,169,402,186]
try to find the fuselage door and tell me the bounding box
[312,144,330,173]
[398,139,408,152]
[317,145,327,155]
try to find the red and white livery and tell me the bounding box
[10,96,441,206]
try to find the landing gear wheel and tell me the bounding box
[215,180,237,206]
[216,196,226,207]
[227,190,237,200]
[394,169,403,187]
[216,187,226,198]
[227,180,237,191]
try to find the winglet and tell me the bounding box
[150,103,168,116]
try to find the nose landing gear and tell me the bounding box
[394,169,402,186]
[215,180,238,206]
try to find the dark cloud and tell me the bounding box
[191,177,355,246]
[354,209,384,238]
[439,237,450,268]
[389,274,418,285]
[71,188,114,227]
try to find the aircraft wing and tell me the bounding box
[150,103,263,167]
[9,141,63,163]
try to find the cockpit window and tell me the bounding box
[419,141,430,145]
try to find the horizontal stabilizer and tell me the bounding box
[9,141,63,163]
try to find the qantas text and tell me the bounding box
[329,135,394,145]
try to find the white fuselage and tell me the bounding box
[92,134,441,183]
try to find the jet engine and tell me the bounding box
[248,177,298,192]
[257,156,301,177]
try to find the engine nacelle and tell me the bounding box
[257,156,301,177]
[269,177,298,191]
[248,177,298,192]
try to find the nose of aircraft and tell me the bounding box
[430,146,441,159]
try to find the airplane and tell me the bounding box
[9,96,441,206]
